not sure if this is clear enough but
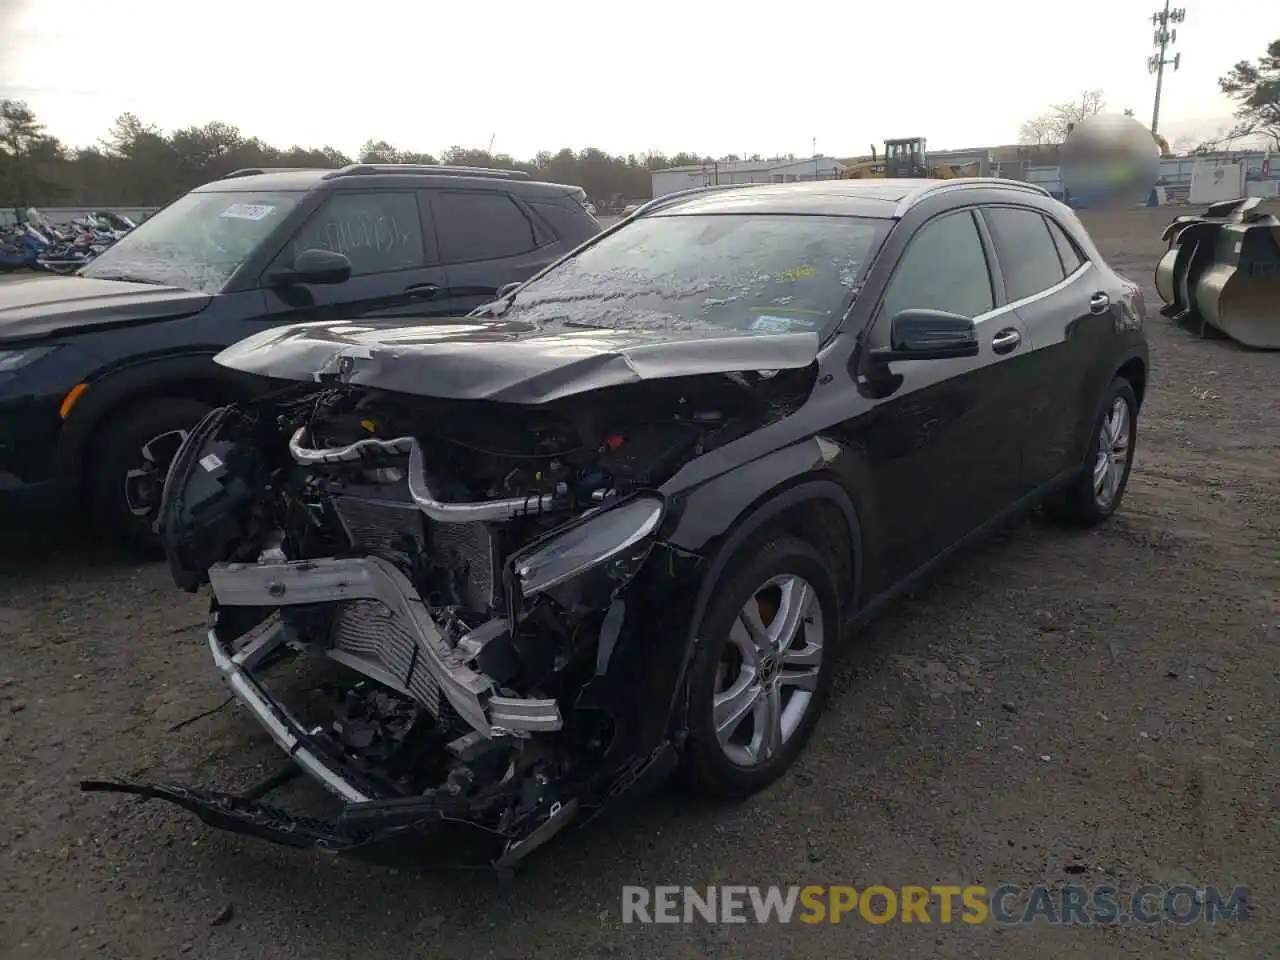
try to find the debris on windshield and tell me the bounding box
[500,214,885,337]
[749,315,818,333]
[838,259,862,288]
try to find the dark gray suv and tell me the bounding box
[0,164,600,552]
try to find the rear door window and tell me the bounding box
[277,191,427,277]
[879,210,995,321]
[983,207,1067,301]
[432,191,540,263]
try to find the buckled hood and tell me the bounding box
[214,317,821,404]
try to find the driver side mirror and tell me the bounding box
[869,308,979,363]
[268,248,352,287]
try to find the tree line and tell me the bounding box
[0,103,759,214]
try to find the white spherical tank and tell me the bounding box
[1059,114,1162,209]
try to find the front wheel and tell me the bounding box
[89,398,213,558]
[1043,376,1138,527]
[680,534,840,799]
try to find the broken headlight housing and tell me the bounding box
[514,494,664,598]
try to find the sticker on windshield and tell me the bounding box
[220,203,276,221]
[199,454,224,472]
[750,315,817,333]
[777,265,817,282]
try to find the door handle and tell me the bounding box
[1089,292,1111,315]
[991,328,1021,354]
[405,283,439,301]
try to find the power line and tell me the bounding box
[1147,1,1186,135]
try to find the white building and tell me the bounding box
[651,156,847,198]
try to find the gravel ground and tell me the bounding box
[2,205,1279,959]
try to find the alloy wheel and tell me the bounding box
[712,573,825,767]
[1093,397,1131,510]
[123,429,189,519]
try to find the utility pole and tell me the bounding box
[1147,1,1186,135]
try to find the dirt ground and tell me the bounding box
[2,206,1278,960]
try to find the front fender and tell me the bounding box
[56,352,263,485]
[580,439,867,769]
[660,473,864,739]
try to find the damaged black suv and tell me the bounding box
[84,178,1149,871]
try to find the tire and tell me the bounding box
[680,533,840,799]
[1043,376,1138,527]
[89,398,213,558]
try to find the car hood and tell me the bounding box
[214,317,821,404]
[0,275,212,343]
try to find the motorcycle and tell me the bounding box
[0,223,51,271]
[1,208,133,273]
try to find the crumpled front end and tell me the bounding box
[84,368,813,867]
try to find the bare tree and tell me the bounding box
[1018,89,1108,145]
[1018,115,1057,146]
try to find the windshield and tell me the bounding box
[503,213,889,338]
[80,190,303,292]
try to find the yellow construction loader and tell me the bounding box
[840,137,981,180]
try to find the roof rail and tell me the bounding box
[218,167,323,180]
[322,163,532,181]
[894,177,1052,215]
[629,181,773,218]
[896,177,1054,215]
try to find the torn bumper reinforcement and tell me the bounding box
[205,556,564,740]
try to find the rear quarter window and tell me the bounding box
[528,198,601,248]
[1045,217,1086,274]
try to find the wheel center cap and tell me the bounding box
[759,655,780,685]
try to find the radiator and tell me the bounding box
[330,491,499,612]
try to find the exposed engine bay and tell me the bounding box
[124,366,814,866]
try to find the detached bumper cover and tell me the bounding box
[79,560,586,868]
[79,778,541,867]
[80,616,584,867]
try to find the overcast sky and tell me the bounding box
[0,0,1274,159]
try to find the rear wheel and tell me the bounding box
[89,398,213,558]
[680,534,840,799]
[1043,376,1138,527]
